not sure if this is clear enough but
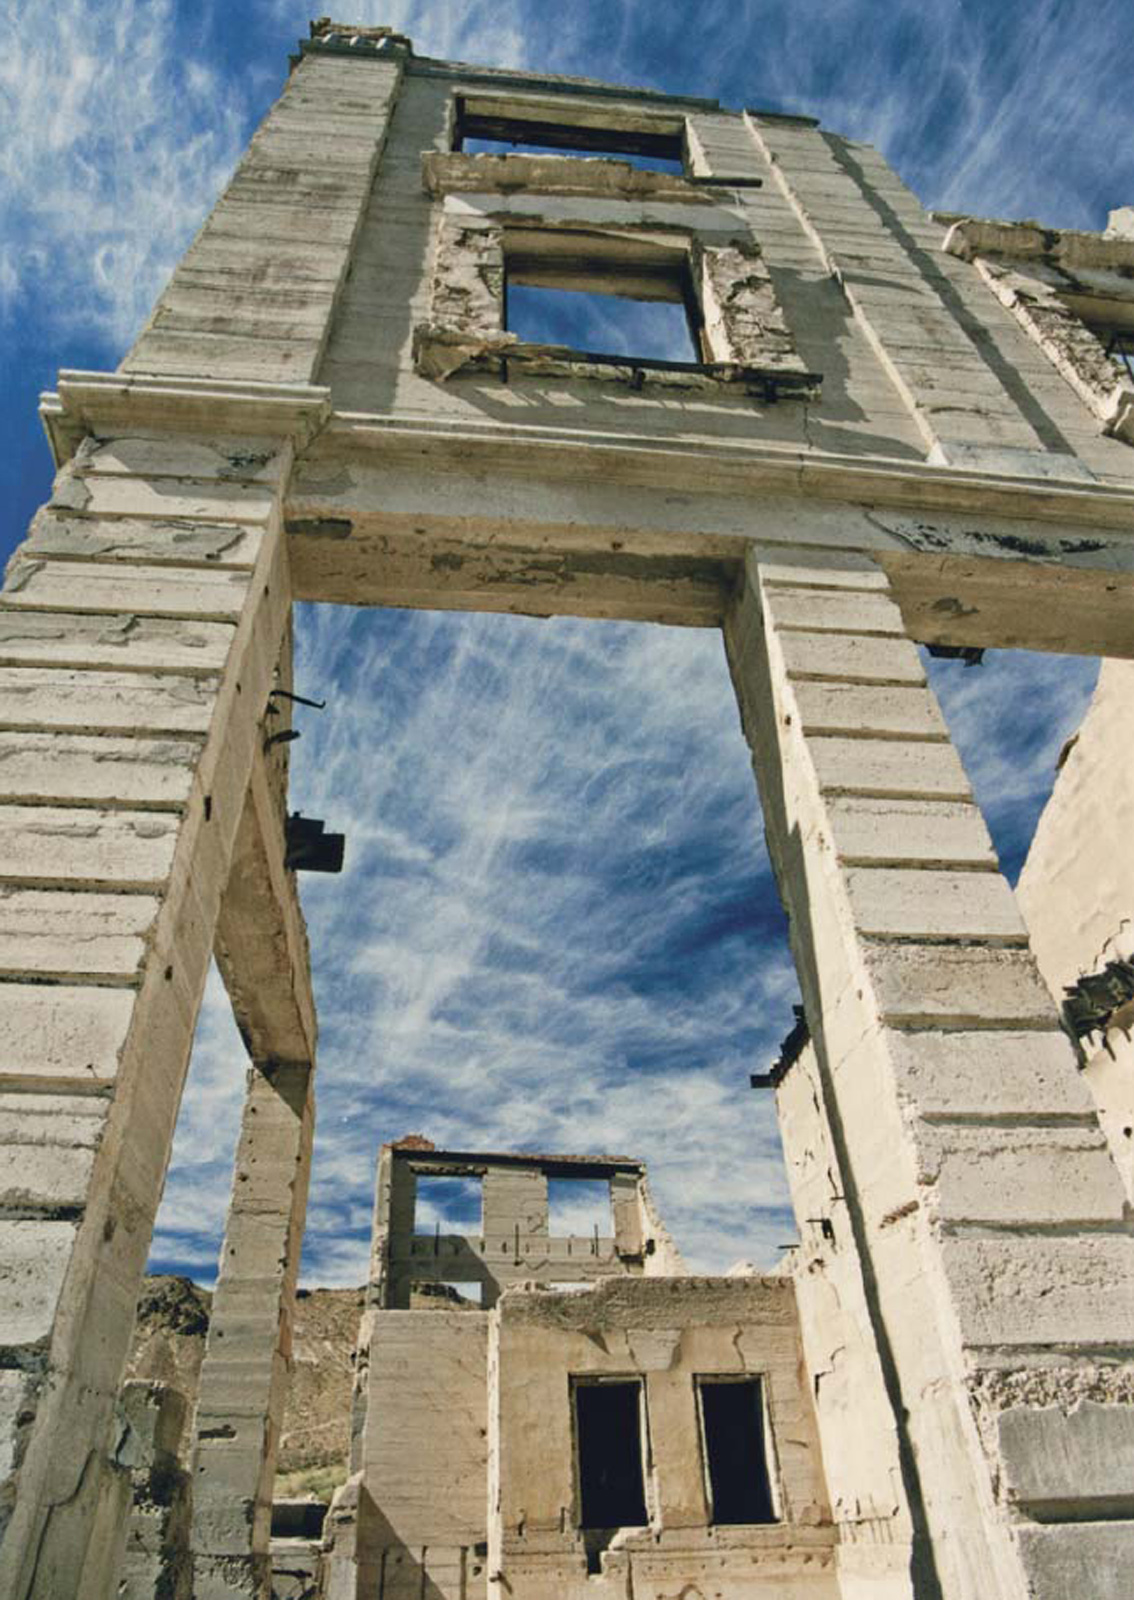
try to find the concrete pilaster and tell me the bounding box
[726,546,1134,1600]
[190,1059,314,1600]
[0,397,306,1600]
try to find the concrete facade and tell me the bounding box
[324,1142,837,1600]
[0,14,1132,1598]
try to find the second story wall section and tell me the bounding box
[119,24,410,385]
[317,55,930,460]
[368,1141,683,1310]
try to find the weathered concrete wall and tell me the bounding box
[190,1060,315,1600]
[1017,658,1134,1200]
[776,1043,915,1600]
[326,1311,489,1600]
[0,409,298,1600]
[123,46,405,383]
[490,1277,836,1599]
[309,51,1134,485]
[369,1147,676,1310]
[117,1382,191,1600]
[726,548,1134,1600]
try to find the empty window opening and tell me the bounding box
[413,1173,483,1235]
[549,1177,613,1238]
[409,1278,483,1309]
[697,1377,777,1525]
[507,284,699,366]
[574,1379,649,1531]
[454,98,685,174]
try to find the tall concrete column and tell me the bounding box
[725,544,1134,1600]
[190,1059,315,1600]
[0,377,322,1600]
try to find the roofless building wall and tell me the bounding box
[1,16,1134,1599]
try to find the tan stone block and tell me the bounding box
[825,795,995,866]
[791,680,947,738]
[887,1029,1092,1119]
[808,736,971,799]
[0,806,179,888]
[0,610,235,674]
[3,559,251,621]
[0,1218,78,1348]
[0,983,133,1089]
[865,943,1056,1027]
[845,867,1025,940]
[0,668,216,736]
[942,1235,1134,1347]
[25,509,261,567]
[763,585,906,634]
[776,631,924,684]
[0,732,200,808]
[0,888,161,977]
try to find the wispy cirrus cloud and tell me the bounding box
[0,0,248,349]
[278,608,797,1283]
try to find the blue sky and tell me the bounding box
[2,0,1125,1282]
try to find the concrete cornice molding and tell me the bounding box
[941,215,1134,274]
[39,372,333,466]
[310,411,1134,532]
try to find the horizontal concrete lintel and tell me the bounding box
[287,425,1134,651]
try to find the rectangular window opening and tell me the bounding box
[548,1176,614,1238]
[413,1172,483,1236]
[574,1379,649,1531]
[697,1376,777,1525]
[454,98,685,174]
[505,247,703,369]
[409,1278,483,1309]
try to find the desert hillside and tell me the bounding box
[126,1276,364,1496]
[126,1275,480,1497]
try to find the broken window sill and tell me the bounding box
[413,323,821,398]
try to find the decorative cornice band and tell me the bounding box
[40,372,333,465]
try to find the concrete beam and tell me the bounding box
[286,423,1134,653]
[214,744,316,1066]
[190,1059,315,1600]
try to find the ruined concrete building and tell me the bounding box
[1,14,1133,1599]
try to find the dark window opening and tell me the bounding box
[548,1176,614,1238]
[413,1173,482,1235]
[698,1377,777,1525]
[574,1379,649,1531]
[454,99,685,174]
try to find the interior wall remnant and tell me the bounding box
[1016,657,1134,1200]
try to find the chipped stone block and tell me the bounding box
[0,1218,79,1350]
[1015,1520,1134,1600]
[998,1401,1134,1514]
[942,1235,1134,1347]
[844,865,1025,940]
[824,796,995,866]
[0,982,133,1090]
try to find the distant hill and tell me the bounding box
[126,1276,364,1495]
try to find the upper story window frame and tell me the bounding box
[415,195,820,399]
[450,90,689,171]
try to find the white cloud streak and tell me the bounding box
[0,0,248,349]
